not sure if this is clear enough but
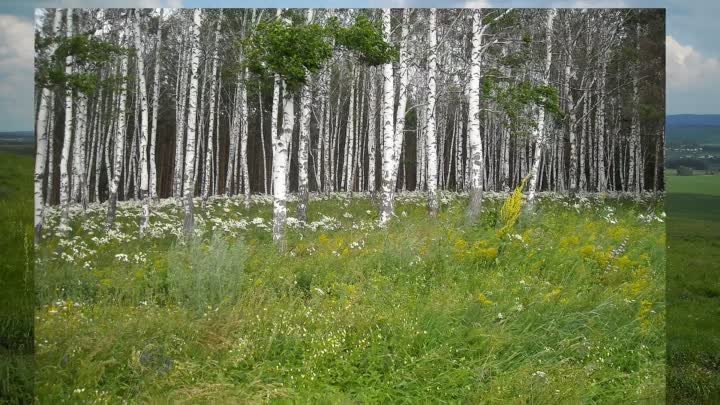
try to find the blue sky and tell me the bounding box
[0,0,716,131]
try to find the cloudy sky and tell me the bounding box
[0,0,716,131]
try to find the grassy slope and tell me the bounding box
[0,152,34,405]
[35,193,664,404]
[666,173,720,404]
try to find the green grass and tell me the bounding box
[35,192,665,404]
[666,175,720,405]
[665,173,720,196]
[0,152,34,405]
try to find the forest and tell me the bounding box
[34,7,664,245]
[31,8,666,403]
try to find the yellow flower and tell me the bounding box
[559,236,580,249]
[615,255,634,270]
[477,293,494,305]
[544,288,562,302]
[638,300,654,333]
[580,245,595,257]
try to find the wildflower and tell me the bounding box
[532,370,547,379]
[115,253,129,263]
[477,293,494,306]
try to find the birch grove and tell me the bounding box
[34,8,664,244]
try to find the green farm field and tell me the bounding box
[666,172,720,405]
[0,152,34,405]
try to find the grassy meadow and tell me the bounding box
[35,191,665,404]
[666,172,720,404]
[0,152,34,405]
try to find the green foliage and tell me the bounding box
[329,15,399,66]
[244,19,334,93]
[244,14,396,92]
[36,35,125,93]
[166,235,248,312]
[54,35,125,66]
[485,79,564,135]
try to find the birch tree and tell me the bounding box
[134,9,151,235]
[149,8,163,200]
[526,9,556,206]
[108,14,129,228]
[425,8,439,218]
[34,9,62,242]
[182,8,203,236]
[59,8,75,233]
[379,8,396,225]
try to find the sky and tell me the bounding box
[0,0,717,131]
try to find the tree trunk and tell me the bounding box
[59,8,75,234]
[182,9,202,236]
[108,18,129,228]
[203,10,221,207]
[273,78,293,249]
[149,9,163,201]
[134,10,151,235]
[379,8,396,226]
[34,8,62,242]
[526,9,556,206]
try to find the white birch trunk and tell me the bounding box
[465,9,485,220]
[425,8,440,218]
[297,76,312,220]
[597,58,608,192]
[149,9,163,201]
[134,10,151,235]
[34,8,62,242]
[182,9,202,236]
[526,9,556,206]
[391,8,410,200]
[297,8,313,219]
[107,19,129,228]
[240,68,250,207]
[59,8,75,233]
[270,73,281,196]
[367,67,377,194]
[273,78,293,248]
[203,10,221,206]
[379,8,396,226]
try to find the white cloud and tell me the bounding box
[32,0,183,8]
[463,0,494,7]
[568,0,627,7]
[0,14,35,131]
[667,34,720,90]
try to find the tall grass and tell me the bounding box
[35,192,665,404]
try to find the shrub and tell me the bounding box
[166,235,248,312]
[497,176,528,237]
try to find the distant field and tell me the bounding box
[666,173,720,196]
[0,152,34,405]
[0,132,34,156]
[667,125,720,145]
[666,173,720,404]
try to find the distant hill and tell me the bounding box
[0,131,33,139]
[0,131,34,155]
[667,115,720,145]
[667,114,720,127]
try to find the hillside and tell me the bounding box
[667,115,720,146]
